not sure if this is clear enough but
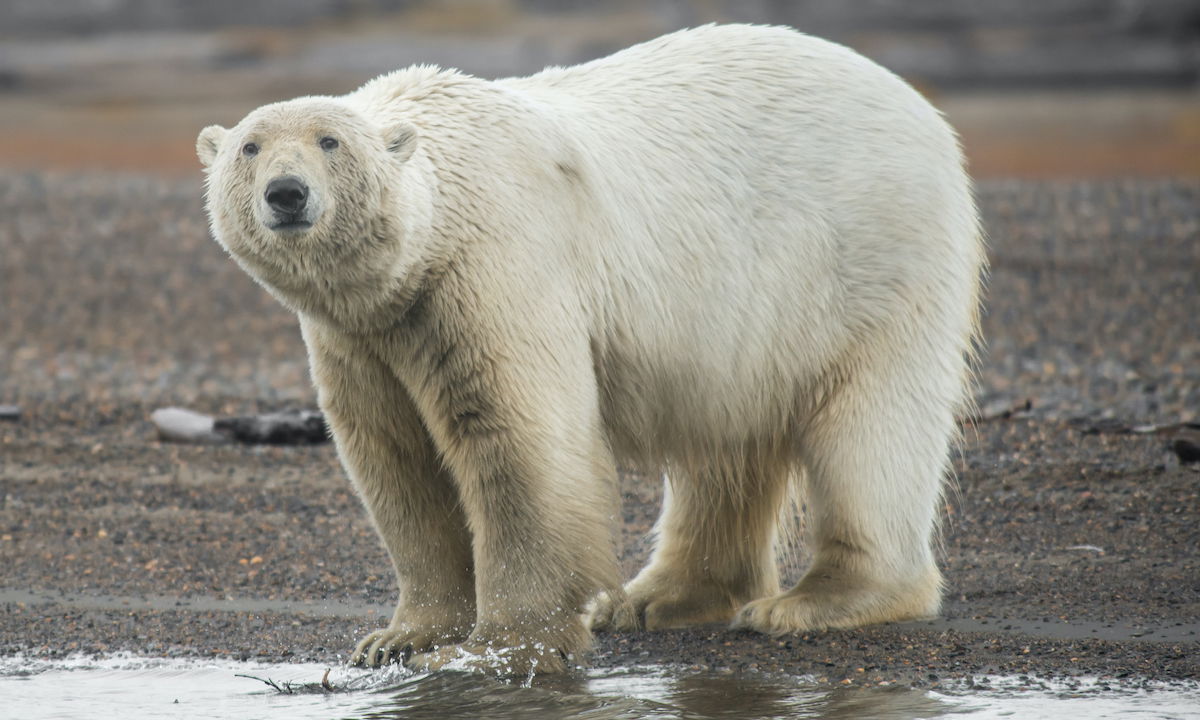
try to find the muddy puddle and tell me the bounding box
[2,654,1197,719]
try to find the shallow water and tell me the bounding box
[1,655,1197,720]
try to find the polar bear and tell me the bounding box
[196,24,984,675]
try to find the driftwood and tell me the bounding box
[1074,419,1200,436]
[1069,417,1200,466]
[214,409,328,444]
[152,407,329,445]
[236,668,352,694]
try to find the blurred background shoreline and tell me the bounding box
[1,0,1198,178]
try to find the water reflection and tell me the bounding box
[661,672,952,719]
[667,671,801,717]
[812,686,954,720]
[356,665,954,720]
[7,656,1196,720]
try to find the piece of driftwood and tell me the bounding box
[1066,416,1200,466]
[236,668,362,694]
[214,409,329,445]
[1075,419,1200,436]
[151,407,226,444]
[152,407,329,445]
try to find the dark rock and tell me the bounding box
[1172,436,1200,464]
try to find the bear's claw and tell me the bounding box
[350,624,468,668]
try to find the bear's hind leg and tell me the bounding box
[732,345,955,634]
[590,452,789,631]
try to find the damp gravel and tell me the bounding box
[1,173,1197,691]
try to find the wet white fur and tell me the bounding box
[197,24,985,674]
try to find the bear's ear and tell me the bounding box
[196,125,228,169]
[384,122,418,163]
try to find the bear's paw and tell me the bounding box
[351,622,469,668]
[730,569,940,635]
[588,574,755,632]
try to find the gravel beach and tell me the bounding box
[0,171,1197,687]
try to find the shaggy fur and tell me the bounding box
[197,24,985,675]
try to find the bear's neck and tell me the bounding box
[261,214,431,335]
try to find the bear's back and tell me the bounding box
[345,25,982,460]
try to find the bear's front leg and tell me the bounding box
[303,321,476,667]
[399,318,621,676]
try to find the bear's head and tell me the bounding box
[197,97,424,324]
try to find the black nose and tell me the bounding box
[265,177,308,215]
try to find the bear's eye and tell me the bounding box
[319,136,339,151]
[241,142,259,157]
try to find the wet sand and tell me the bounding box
[0,172,1197,687]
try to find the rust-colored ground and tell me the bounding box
[3,89,1198,179]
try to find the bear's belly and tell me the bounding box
[591,312,846,464]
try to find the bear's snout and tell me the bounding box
[265,176,310,226]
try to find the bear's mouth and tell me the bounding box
[269,219,313,232]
